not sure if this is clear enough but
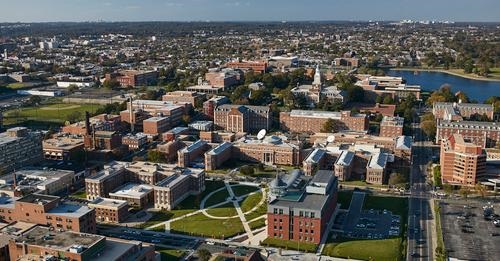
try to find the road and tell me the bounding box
[407,120,435,260]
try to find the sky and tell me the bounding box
[1,0,499,23]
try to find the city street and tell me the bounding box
[407,120,436,260]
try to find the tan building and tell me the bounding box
[199,131,236,143]
[108,183,154,209]
[334,151,355,181]
[88,197,129,223]
[204,69,241,88]
[158,140,185,162]
[233,135,302,166]
[205,142,233,171]
[122,133,148,150]
[440,134,486,186]
[226,60,267,73]
[178,140,209,167]
[2,169,75,195]
[380,116,404,137]
[153,168,205,210]
[85,162,129,201]
[355,74,421,100]
[0,127,43,173]
[280,110,368,133]
[436,120,500,148]
[366,153,388,185]
[214,104,271,133]
[203,96,230,119]
[433,102,494,121]
[162,91,206,107]
[43,135,84,161]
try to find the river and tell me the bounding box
[385,70,500,102]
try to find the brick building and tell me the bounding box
[0,127,43,173]
[0,194,95,233]
[143,116,170,135]
[108,183,154,209]
[379,116,404,137]
[440,134,486,186]
[162,91,206,107]
[203,96,229,120]
[178,140,209,168]
[8,226,155,261]
[280,110,368,133]
[433,102,494,121]
[153,168,205,210]
[105,70,158,87]
[214,104,271,133]
[204,68,242,88]
[62,114,121,135]
[436,120,500,148]
[122,133,148,150]
[267,170,338,244]
[366,153,389,185]
[233,135,302,166]
[83,131,122,150]
[43,136,84,161]
[88,197,129,223]
[226,60,268,73]
[334,150,355,181]
[205,142,233,171]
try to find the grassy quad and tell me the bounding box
[155,247,186,261]
[262,238,317,253]
[248,217,266,230]
[231,185,259,197]
[3,103,103,126]
[170,213,245,239]
[204,187,230,207]
[239,191,263,213]
[205,202,238,217]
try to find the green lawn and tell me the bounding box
[240,192,263,213]
[262,238,317,253]
[337,190,353,209]
[204,188,230,207]
[6,82,29,89]
[170,213,245,239]
[136,181,226,229]
[156,247,186,261]
[231,185,259,197]
[205,202,238,217]
[248,217,266,230]
[340,180,388,188]
[323,237,402,261]
[244,195,268,221]
[434,203,447,261]
[70,190,87,200]
[3,103,103,125]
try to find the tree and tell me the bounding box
[66,111,82,123]
[388,172,408,187]
[459,186,471,199]
[181,114,191,126]
[102,79,120,89]
[420,113,437,139]
[475,183,487,198]
[346,85,364,102]
[239,165,255,176]
[67,84,79,93]
[197,249,212,261]
[443,184,453,194]
[147,150,166,163]
[321,118,343,133]
[382,95,394,104]
[28,95,42,106]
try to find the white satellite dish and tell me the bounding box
[327,135,335,143]
[257,129,267,140]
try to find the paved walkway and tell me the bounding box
[225,181,254,239]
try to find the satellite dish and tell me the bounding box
[257,129,267,140]
[327,135,335,143]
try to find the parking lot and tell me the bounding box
[337,191,401,239]
[440,200,500,261]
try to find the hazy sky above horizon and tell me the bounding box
[2,0,499,22]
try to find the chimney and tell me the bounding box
[85,111,91,135]
[129,97,135,133]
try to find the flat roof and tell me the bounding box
[47,203,94,218]
[109,183,153,199]
[270,192,330,212]
[17,194,58,204]
[89,197,128,209]
[311,170,334,184]
[16,226,103,252]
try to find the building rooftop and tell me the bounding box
[109,183,153,199]
[43,136,84,150]
[335,150,354,166]
[17,193,59,204]
[144,116,168,122]
[395,136,412,150]
[181,139,207,153]
[368,153,388,170]
[207,142,232,155]
[89,197,128,209]
[47,202,94,218]
[15,226,103,253]
[304,148,326,163]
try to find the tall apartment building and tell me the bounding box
[440,134,486,186]
[0,193,96,233]
[203,96,230,120]
[0,127,43,173]
[436,120,500,148]
[267,170,338,244]
[8,226,155,261]
[105,70,158,87]
[214,104,271,133]
[433,102,494,121]
[379,116,404,137]
[280,110,368,133]
[162,91,206,107]
[226,60,268,73]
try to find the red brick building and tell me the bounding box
[379,116,404,137]
[280,110,368,133]
[105,70,158,87]
[226,61,268,73]
[214,104,271,133]
[88,197,129,223]
[436,120,500,148]
[267,170,338,244]
[440,134,486,186]
[143,116,170,135]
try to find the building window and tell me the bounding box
[279,209,283,215]
[273,208,278,214]
[311,213,315,218]
[299,211,303,217]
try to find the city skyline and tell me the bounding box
[2,0,500,23]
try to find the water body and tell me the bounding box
[385,70,500,102]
